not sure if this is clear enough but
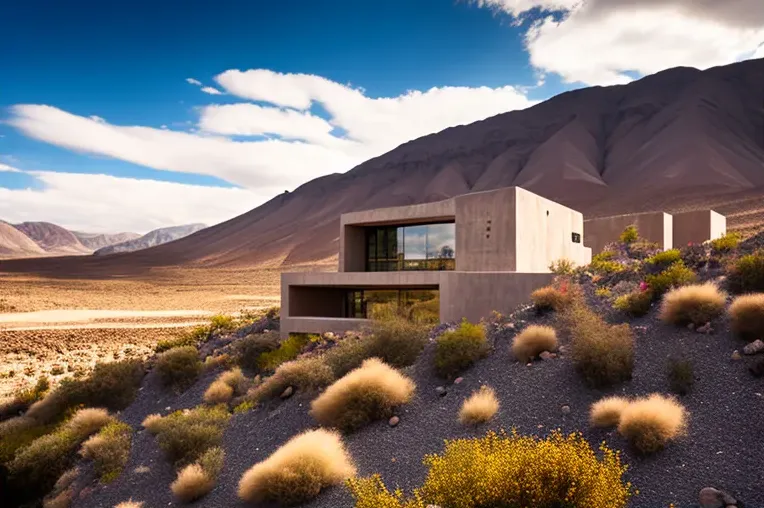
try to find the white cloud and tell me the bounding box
[200,86,223,95]
[0,172,264,233]
[0,163,21,173]
[475,0,764,85]
[186,78,202,86]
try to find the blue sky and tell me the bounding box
[1,0,762,233]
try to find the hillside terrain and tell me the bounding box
[94,223,207,255]
[72,231,141,251]
[2,58,762,276]
[12,221,92,255]
[0,221,46,259]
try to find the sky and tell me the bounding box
[1,0,763,234]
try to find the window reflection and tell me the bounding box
[365,222,455,271]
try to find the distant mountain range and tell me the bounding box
[0,221,206,259]
[1,58,763,275]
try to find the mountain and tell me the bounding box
[0,221,46,259]
[94,224,207,255]
[12,221,91,255]
[72,231,141,250]
[1,58,763,275]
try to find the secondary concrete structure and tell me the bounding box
[281,187,592,337]
[585,212,673,255]
[672,210,726,247]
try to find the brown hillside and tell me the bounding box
[0,221,46,259]
[2,58,763,276]
[13,222,92,255]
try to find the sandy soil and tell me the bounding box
[0,266,291,400]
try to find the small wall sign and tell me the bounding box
[571,232,581,243]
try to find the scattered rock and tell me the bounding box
[435,386,447,397]
[558,345,568,354]
[504,323,515,330]
[743,339,764,355]
[697,322,713,334]
[526,362,533,367]
[750,359,764,378]
[280,386,294,399]
[699,487,737,508]
[539,351,557,360]
[561,405,571,415]
[453,377,464,384]
[388,416,400,427]
[731,350,742,361]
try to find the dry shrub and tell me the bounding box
[114,501,144,508]
[257,334,311,371]
[617,394,688,454]
[43,489,73,508]
[234,332,280,371]
[644,260,696,296]
[667,358,694,396]
[67,408,111,438]
[142,405,229,468]
[613,290,653,317]
[729,293,764,339]
[0,376,49,420]
[311,358,415,432]
[659,283,726,326]
[247,357,334,403]
[348,430,631,508]
[511,325,558,362]
[727,251,764,294]
[80,420,132,482]
[531,286,571,312]
[589,396,630,427]
[156,346,202,390]
[171,446,224,502]
[561,298,634,387]
[458,386,499,425]
[434,320,489,379]
[237,428,356,505]
[204,380,233,404]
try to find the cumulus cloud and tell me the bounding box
[0,163,22,173]
[475,0,764,85]
[200,86,224,95]
[0,171,264,233]
[186,78,202,86]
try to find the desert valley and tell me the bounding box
[2,11,764,507]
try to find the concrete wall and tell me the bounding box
[280,317,369,337]
[672,210,726,247]
[454,187,517,272]
[339,225,366,272]
[584,212,673,255]
[514,187,591,271]
[287,286,347,318]
[440,271,554,323]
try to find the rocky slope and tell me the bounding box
[72,231,140,251]
[93,224,207,255]
[2,58,763,275]
[0,221,46,259]
[12,221,91,255]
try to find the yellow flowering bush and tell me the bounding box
[348,430,632,508]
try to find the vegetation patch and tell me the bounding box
[234,332,280,371]
[710,231,741,253]
[256,333,311,372]
[659,283,726,326]
[644,260,696,296]
[613,289,653,317]
[561,297,634,387]
[247,357,334,403]
[171,446,224,503]
[530,284,572,312]
[348,430,632,507]
[311,358,415,432]
[617,394,688,454]
[591,250,626,275]
[156,346,202,390]
[667,358,694,396]
[238,429,356,505]
[590,396,631,427]
[434,320,489,379]
[549,258,575,275]
[727,251,764,294]
[80,419,132,482]
[458,386,499,425]
[511,325,558,363]
[644,249,682,271]
[0,376,49,420]
[203,367,249,405]
[728,293,764,339]
[619,224,638,244]
[142,404,230,468]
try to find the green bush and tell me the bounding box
[726,251,764,294]
[26,360,144,424]
[530,285,572,312]
[156,346,202,390]
[0,417,55,464]
[155,333,198,353]
[645,249,682,269]
[234,332,280,371]
[710,232,741,253]
[644,261,696,296]
[0,376,49,420]
[562,299,634,387]
[209,313,237,332]
[256,334,311,371]
[627,240,661,260]
[667,358,694,396]
[80,420,132,482]
[248,357,334,403]
[620,225,639,244]
[591,251,625,274]
[549,258,575,275]
[144,405,230,468]
[613,290,653,317]
[434,320,489,379]
[348,430,632,508]
[325,318,428,378]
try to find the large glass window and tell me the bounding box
[343,289,439,323]
[365,222,455,271]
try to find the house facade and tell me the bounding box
[280,186,592,337]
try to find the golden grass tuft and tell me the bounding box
[247,357,334,403]
[141,413,163,433]
[67,408,112,439]
[171,464,214,502]
[530,286,571,312]
[203,380,234,404]
[237,428,356,505]
[511,325,558,362]
[310,358,415,432]
[458,386,499,425]
[589,396,630,427]
[659,283,726,326]
[728,293,764,339]
[617,394,688,454]
[114,501,144,508]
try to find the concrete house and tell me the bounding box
[280,186,592,337]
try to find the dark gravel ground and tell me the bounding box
[73,291,764,508]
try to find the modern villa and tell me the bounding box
[280,186,727,337]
